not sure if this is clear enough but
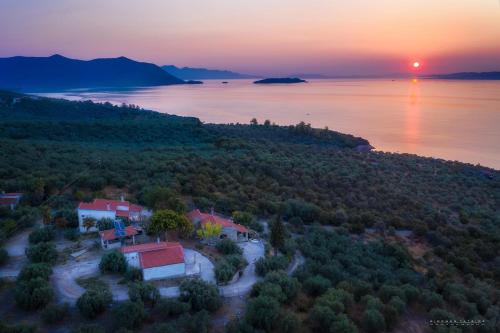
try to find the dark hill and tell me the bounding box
[162,65,256,80]
[254,77,306,84]
[429,71,500,80]
[0,54,185,91]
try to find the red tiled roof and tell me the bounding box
[139,246,184,268]
[0,198,18,205]
[78,199,146,219]
[120,241,181,254]
[1,193,22,197]
[187,209,248,233]
[99,226,139,241]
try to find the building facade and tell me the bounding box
[187,209,249,242]
[120,242,186,281]
[77,199,150,233]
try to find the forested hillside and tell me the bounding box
[0,90,498,332]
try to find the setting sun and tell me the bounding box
[413,61,421,69]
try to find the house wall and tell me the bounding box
[143,263,186,281]
[78,209,115,233]
[124,251,141,268]
[221,227,238,241]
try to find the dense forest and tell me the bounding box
[0,90,499,332]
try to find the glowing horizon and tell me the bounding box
[1,0,500,76]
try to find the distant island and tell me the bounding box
[0,54,185,91]
[162,65,257,80]
[254,77,307,84]
[185,80,203,84]
[429,71,500,80]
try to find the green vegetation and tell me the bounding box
[99,250,127,274]
[179,278,222,312]
[128,281,160,307]
[41,303,69,324]
[214,239,247,283]
[148,209,193,240]
[76,279,113,319]
[25,242,58,264]
[28,226,55,244]
[0,91,498,332]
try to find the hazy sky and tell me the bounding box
[1,0,500,75]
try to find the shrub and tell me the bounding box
[429,308,456,322]
[0,248,8,266]
[264,271,300,303]
[378,284,406,303]
[128,282,160,307]
[362,309,386,333]
[215,238,242,255]
[245,296,281,331]
[176,310,211,333]
[225,254,247,270]
[76,288,112,318]
[303,275,331,296]
[113,300,148,329]
[152,323,176,333]
[215,261,236,283]
[14,277,53,310]
[25,242,58,264]
[316,288,355,311]
[155,298,190,318]
[179,278,221,312]
[18,263,52,281]
[28,227,55,244]
[422,291,444,311]
[124,267,143,281]
[401,283,420,304]
[331,314,359,333]
[72,324,105,333]
[275,310,300,333]
[0,322,37,333]
[41,303,69,324]
[255,256,289,276]
[225,319,256,333]
[362,295,384,311]
[251,281,286,303]
[308,305,336,331]
[64,228,80,241]
[389,296,406,315]
[99,251,127,274]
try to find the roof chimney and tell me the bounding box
[120,194,124,202]
[106,202,111,211]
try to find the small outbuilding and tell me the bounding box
[99,225,140,250]
[120,242,185,281]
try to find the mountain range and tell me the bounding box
[162,65,257,80]
[428,72,500,80]
[0,55,185,91]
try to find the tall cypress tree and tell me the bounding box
[270,215,285,255]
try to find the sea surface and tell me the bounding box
[36,79,500,169]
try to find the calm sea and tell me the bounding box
[37,79,500,169]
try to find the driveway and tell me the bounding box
[0,228,33,278]
[4,228,31,257]
[219,240,265,297]
[52,248,215,303]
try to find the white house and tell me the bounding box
[0,193,23,210]
[187,209,249,242]
[120,242,185,281]
[77,198,151,233]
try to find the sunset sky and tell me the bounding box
[1,0,500,76]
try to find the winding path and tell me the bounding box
[2,235,269,303]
